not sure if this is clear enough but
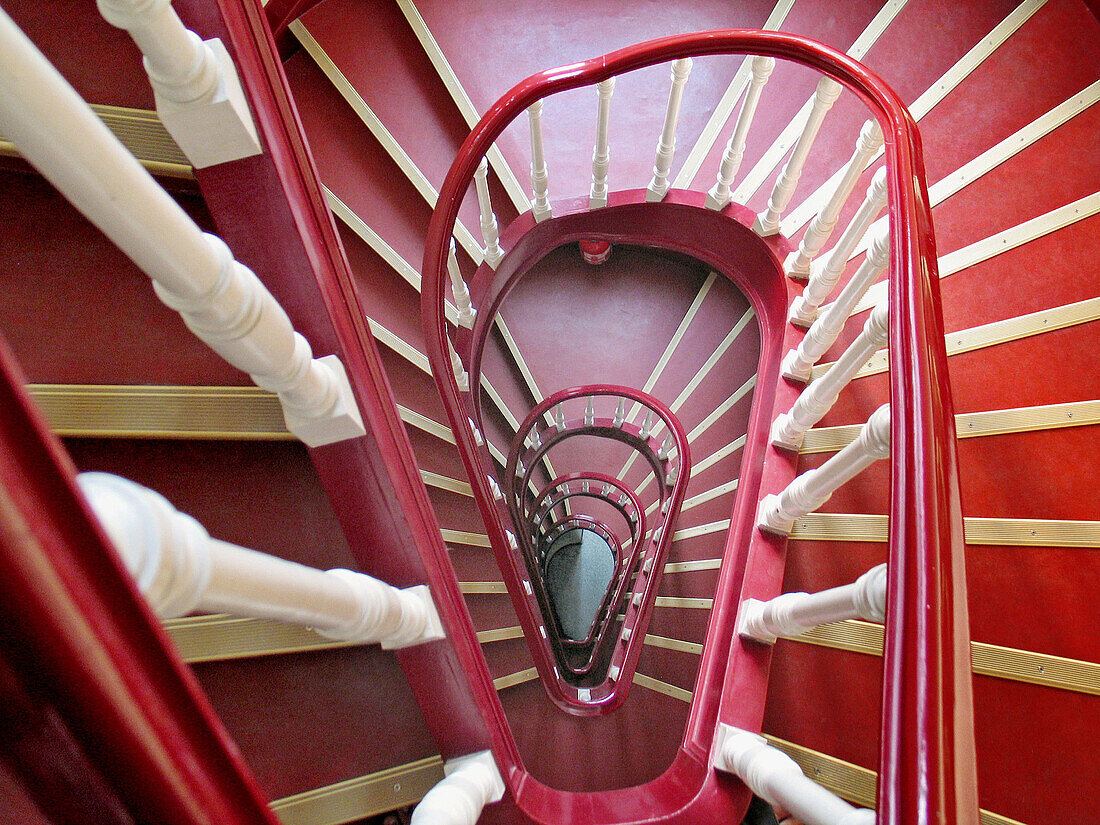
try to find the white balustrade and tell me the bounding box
[555,405,567,431]
[410,750,505,825]
[771,300,888,451]
[590,77,616,209]
[753,76,843,236]
[737,564,887,644]
[613,397,626,427]
[448,337,470,392]
[646,58,694,202]
[527,99,552,221]
[789,166,888,327]
[757,404,890,536]
[713,726,876,825]
[448,238,477,327]
[782,224,891,383]
[97,0,261,167]
[473,157,503,268]
[78,473,445,648]
[585,396,596,426]
[786,120,883,278]
[0,11,365,448]
[706,55,775,211]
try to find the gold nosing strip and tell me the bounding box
[643,634,703,655]
[791,514,1100,548]
[672,519,731,542]
[494,667,538,691]
[164,615,360,663]
[795,619,1099,696]
[682,478,740,511]
[477,625,523,644]
[270,756,445,825]
[27,384,293,441]
[654,596,713,610]
[442,529,490,548]
[764,736,1028,825]
[812,296,1100,382]
[1,104,193,178]
[632,672,693,702]
[664,558,722,574]
[693,435,749,478]
[420,470,473,497]
[671,306,756,417]
[800,400,1100,454]
[459,582,507,595]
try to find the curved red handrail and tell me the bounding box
[423,29,975,825]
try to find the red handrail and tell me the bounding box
[423,30,975,825]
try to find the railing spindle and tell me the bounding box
[410,751,505,825]
[771,300,888,451]
[753,76,843,236]
[528,99,552,221]
[782,224,890,383]
[473,157,503,268]
[789,166,888,326]
[447,337,470,392]
[448,238,477,327]
[786,120,883,278]
[646,58,693,202]
[758,404,890,535]
[706,55,775,210]
[590,77,616,209]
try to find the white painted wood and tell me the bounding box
[738,564,887,643]
[590,77,616,209]
[527,99,552,221]
[447,238,477,327]
[79,472,444,647]
[782,224,890,383]
[786,120,883,277]
[474,157,504,268]
[448,337,469,392]
[754,76,842,236]
[758,405,890,536]
[0,13,364,447]
[706,55,775,210]
[714,725,876,825]
[97,0,260,167]
[411,750,504,825]
[773,301,888,451]
[646,58,694,202]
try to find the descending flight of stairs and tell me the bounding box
[0,0,1097,823]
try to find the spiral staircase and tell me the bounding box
[0,1,1097,825]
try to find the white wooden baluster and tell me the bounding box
[411,751,505,825]
[555,405,567,432]
[771,300,888,451]
[782,224,890,383]
[786,120,883,278]
[0,13,364,448]
[448,238,477,328]
[714,726,876,825]
[613,397,626,427]
[528,99,552,221]
[78,472,445,647]
[646,58,694,202]
[706,55,775,210]
[473,157,503,268]
[758,404,890,536]
[658,434,673,460]
[585,396,596,426]
[639,410,654,440]
[590,77,616,209]
[97,0,261,167]
[789,166,888,327]
[753,76,843,236]
[738,564,887,643]
[447,337,469,392]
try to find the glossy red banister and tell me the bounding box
[423,30,975,825]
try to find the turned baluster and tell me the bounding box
[473,157,503,268]
[448,238,476,328]
[528,99,551,221]
[771,300,888,451]
[410,751,505,825]
[757,405,890,536]
[706,55,775,210]
[646,58,693,202]
[753,76,843,236]
[590,77,616,209]
[447,337,469,392]
[782,224,890,383]
[789,166,888,327]
[786,120,883,278]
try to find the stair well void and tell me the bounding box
[0,1,1097,825]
